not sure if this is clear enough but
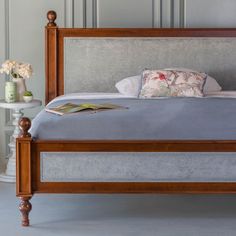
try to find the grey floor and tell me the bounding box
[1,183,236,236]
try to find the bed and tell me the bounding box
[16,10,236,226]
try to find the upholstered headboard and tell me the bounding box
[64,37,236,94]
[45,11,236,104]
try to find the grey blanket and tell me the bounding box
[30,98,236,140]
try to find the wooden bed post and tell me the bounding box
[16,117,32,226]
[45,10,58,104]
[19,197,32,227]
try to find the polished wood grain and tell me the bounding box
[16,138,32,197]
[58,28,236,38]
[47,10,57,27]
[33,140,236,152]
[34,182,236,194]
[45,13,58,104]
[15,10,236,226]
[18,117,31,138]
[16,117,32,197]
[17,118,33,226]
[19,197,32,227]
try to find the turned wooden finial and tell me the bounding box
[47,10,57,27]
[19,117,31,138]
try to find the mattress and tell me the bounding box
[31,92,236,140]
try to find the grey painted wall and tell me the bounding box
[186,0,236,27]
[0,0,236,159]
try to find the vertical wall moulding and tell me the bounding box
[170,0,174,28]
[83,0,87,28]
[85,0,94,28]
[172,0,184,28]
[73,0,86,28]
[152,0,162,28]
[65,0,75,27]
[161,0,185,28]
[64,0,66,27]
[4,0,11,156]
[152,0,155,28]
[160,0,172,28]
[159,0,163,27]
[92,0,97,28]
[179,0,186,27]
[72,0,75,27]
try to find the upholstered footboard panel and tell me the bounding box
[40,152,236,182]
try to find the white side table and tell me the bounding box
[0,99,42,182]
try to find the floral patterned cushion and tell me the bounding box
[139,69,207,98]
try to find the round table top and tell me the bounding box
[0,99,42,110]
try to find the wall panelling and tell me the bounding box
[185,0,236,28]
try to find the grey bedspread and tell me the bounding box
[31,97,236,140]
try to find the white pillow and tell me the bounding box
[116,68,222,97]
[115,75,141,97]
[164,68,222,94]
[203,76,222,93]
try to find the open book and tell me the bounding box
[45,103,127,116]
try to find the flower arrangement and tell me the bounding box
[0,60,33,79]
[0,60,33,101]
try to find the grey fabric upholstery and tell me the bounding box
[41,152,236,182]
[64,37,236,93]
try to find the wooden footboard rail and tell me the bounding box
[16,117,236,226]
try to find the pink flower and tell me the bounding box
[159,73,166,80]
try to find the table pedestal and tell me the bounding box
[0,109,23,183]
[0,99,42,183]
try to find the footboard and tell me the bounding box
[16,117,236,226]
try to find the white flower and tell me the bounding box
[0,60,33,79]
[16,63,33,78]
[0,60,17,75]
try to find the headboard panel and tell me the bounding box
[64,37,236,94]
[45,11,236,104]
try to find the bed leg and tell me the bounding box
[19,197,32,226]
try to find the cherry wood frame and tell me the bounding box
[16,11,236,226]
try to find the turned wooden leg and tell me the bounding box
[19,197,32,226]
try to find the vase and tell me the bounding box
[5,81,17,103]
[12,78,27,101]
[23,95,33,103]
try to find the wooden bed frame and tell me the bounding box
[16,10,236,226]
